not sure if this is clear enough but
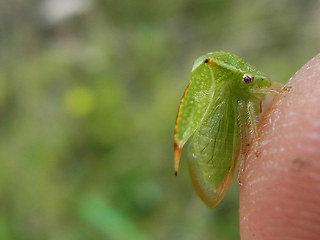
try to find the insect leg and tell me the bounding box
[247,101,259,140]
[270,81,292,93]
[236,101,251,184]
[250,88,280,95]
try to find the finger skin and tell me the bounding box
[240,53,320,240]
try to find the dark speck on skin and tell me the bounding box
[290,157,308,173]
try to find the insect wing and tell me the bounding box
[174,64,216,173]
[187,95,240,208]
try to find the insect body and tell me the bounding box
[174,51,277,208]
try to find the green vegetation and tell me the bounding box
[0,0,319,239]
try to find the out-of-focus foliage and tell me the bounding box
[0,0,319,239]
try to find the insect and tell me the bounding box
[174,51,279,208]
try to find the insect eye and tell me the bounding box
[242,74,254,84]
[204,58,210,63]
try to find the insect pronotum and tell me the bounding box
[174,51,280,208]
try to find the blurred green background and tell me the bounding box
[0,0,319,239]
